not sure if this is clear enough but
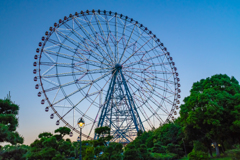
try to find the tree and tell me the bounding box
[139,144,151,160]
[99,142,123,160]
[0,144,28,160]
[25,127,74,159]
[54,126,71,141]
[93,126,114,159]
[38,132,52,138]
[151,120,185,158]
[180,74,240,157]
[124,143,142,160]
[0,97,23,146]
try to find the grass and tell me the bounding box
[180,152,232,160]
[180,157,232,160]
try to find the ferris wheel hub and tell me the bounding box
[115,63,122,70]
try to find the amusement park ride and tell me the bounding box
[33,10,181,144]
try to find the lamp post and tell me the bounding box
[78,117,85,160]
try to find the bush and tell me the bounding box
[188,149,208,160]
[226,148,240,160]
[151,153,178,160]
[193,141,208,152]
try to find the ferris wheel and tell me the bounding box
[33,9,181,143]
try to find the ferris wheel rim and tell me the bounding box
[34,9,181,140]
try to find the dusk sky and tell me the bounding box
[0,0,240,145]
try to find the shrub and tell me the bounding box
[151,153,178,160]
[193,141,208,152]
[226,148,240,160]
[188,149,208,160]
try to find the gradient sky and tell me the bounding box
[0,0,240,145]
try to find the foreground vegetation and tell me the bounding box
[1,74,240,159]
[125,74,240,159]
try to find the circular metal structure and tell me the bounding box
[33,9,180,143]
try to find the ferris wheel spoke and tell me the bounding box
[44,49,84,62]
[52,70,112,106]
[134,92,164,124]
[87,76,123,138]
[123,69,173,92]
[40,61,109,73]
[42,71,84,78]
[139,45,160,61]
[119,23,136,63]
[122,45,160,67]
[132,67,175,86]
[41,64,56,76]
[87,105,103,138]
[42,77,59,86]
[127,77,168,120]
[42,66,111,78]
[145,70,175,87]
[115,15,119,62]
[144,75,175,94]
[42,51,56,63]
[86,58,111,67]
[47,38,78,54]
[59,96,93,122]
[55,29,82,48]
[122,36,154,65]
[139,87,171,115]
[57,27,112,66]
[104,14,117,62]
[73,17,114,64]
[82,70,115,117]
[55,29,91,58]
[54,31,62,43]
[123,73,169,114]
[40,62,84,69]
[127,73,175,100]
[93,14,116,63]
[52,88,60,104]
[126,82,154,128]
[123,67,174,75]
[123,72,168,116]
[83,40,114,65]
[124,52,166,67]
[135,102,154,128]
[150,89,174,106]
[81,15,116,63]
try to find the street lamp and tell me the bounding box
[78,117,85,160]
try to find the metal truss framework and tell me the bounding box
[95,64,145,143]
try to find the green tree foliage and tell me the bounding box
[188,140,209,160]
[99,142,123,160]
[38,132,53,139]
[83,145,94,160]
[0,98,23,145]
[25,127,74,159]
[180,74,240,157]
[152,120,185,158]
[0,145,28,160]
[124,143,142,160]
[125,119,186,159]
[93,126,124,159]
[139,144,151,160]
[54,127,71,140]
[188,149,209,160]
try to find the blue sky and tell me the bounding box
[0,0,240,145]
